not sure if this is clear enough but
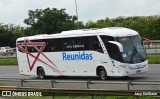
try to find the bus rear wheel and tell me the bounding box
[37,67,46,79]
[99,67,107,80]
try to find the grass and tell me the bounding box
[0,82,4,86]
[0,58,18,65]
[52,94,159,99]
[147,54,160,64]
[0,54,159,66]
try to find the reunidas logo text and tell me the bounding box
[62,52,93,60]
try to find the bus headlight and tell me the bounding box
[119,65,131,69]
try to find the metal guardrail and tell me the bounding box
[1,79,160,98]
[0,86,141,96]
[144,41,160,49]
[1,78,160,91]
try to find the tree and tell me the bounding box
[85,16,160,40]
[0,24,25,47]
[24,8,78,35]
[85,20,97,28]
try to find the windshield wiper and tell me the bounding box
[129,36,147,63]
[130,45,145,63]
[130,47,137,63]
[136,49,145,61]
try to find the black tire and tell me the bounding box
[37,67,46,79]
[99,67,107,80]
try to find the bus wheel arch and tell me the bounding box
[96,66,108,80]
[37,66,46,79]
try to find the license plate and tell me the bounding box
[136,70,141,74]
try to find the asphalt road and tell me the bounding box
[0,64,160,90]
[0,54,16,58]
[0,64,159,81]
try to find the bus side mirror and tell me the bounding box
[142,37,152,48]
[108,41,123,52]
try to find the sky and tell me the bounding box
[0,0,160,26]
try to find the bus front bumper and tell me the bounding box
[113,64,149,77]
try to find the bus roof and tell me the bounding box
[17,27,139,41]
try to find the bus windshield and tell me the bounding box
[116,35,147,63]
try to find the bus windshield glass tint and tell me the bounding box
[116,35,147,63]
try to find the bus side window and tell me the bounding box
[27,46,36,52]
[61,38,73,51]
[86,36,103,53]
[87,37,94,50]
[101,36,121,61]
[100,36,114,50]
[72,37,85,51]
[24,40,37,53]
[17,41,24,53]
[107,43,121,61]
[42,39,60,52]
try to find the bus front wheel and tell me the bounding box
[99,67,107,80]
[37,67,46,79]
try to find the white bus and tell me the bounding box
[16,27,148,80]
